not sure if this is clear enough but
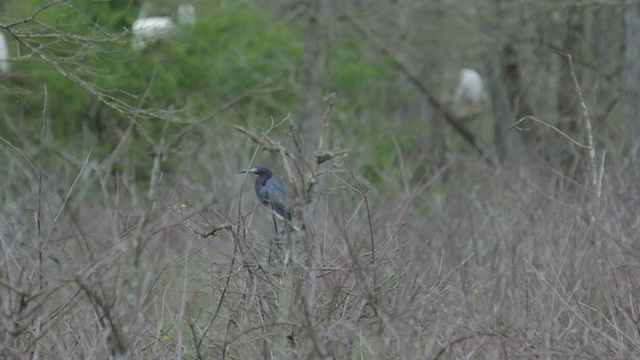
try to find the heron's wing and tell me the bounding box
[263,177,291,219]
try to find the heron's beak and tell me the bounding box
[238,170,248,174]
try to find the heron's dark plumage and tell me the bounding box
[241,166,291,220]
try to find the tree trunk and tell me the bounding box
[479,0,525,164]
[298,0,330,157]
[557,6,585,133]
[501,43,536,149]
[590,5,623,142]
[555,5,586,175]
[484,50,524,164]
[625,3,640,160]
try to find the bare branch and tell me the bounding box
[510,115,590,149]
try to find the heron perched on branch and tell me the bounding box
[239,166,292,221]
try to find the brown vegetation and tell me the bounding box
[2,1,640,359]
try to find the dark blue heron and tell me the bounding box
[239,166,292,221]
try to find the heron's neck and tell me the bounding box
[255,173,271,188]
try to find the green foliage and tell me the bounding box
[324,35,399,183]
[2,0,405,185]
[327,36,393,102]
[326,35,395,118]
[358,120,426,187]
[3,1,303,157]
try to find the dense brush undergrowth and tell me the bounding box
[2,1,640,359]
[2,119,640,358]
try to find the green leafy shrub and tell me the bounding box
[4,1,302,160]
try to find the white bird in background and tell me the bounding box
[131,3,196,51]
[176,4,196,26]
[0,32,10,73]
[453,68,488,104]
[449,68,489,120]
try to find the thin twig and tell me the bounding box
[44,150,93,244]
[510,116,590,149]
[344,160,378,313]
[315,92,336,158]
[566,52,598,194]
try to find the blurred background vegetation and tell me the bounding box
[2,0,640,358]
[1,0,635,187]
[0,1,485,186]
